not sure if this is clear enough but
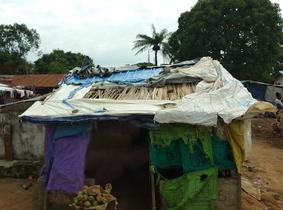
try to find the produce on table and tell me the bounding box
[70,183,118,210]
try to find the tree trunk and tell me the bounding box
[154,50,158,66]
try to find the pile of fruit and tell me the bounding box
[70,183,118,210]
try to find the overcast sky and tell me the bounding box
[0,0,283,66]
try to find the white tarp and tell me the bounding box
[21,57,260,125]
[20,99,175,118]
[47,84,92,101]
[21,83,175,119]
[154,57,257,126]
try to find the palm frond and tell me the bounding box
[161,42,174,62]
[135,34,155,43]
[134,45,150,55]
[133,24,171,63]
[153,29,169,44]
[159,29,169,38]
[132,39,152,50]
[151,24,157,37]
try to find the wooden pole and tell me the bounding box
[3,124,12,161]
[150,165,157,210]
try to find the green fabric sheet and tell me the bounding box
[160,167,218,210]
[149,140,182,169]
[149,124,198,149]
[212,135,236,170]
[149,124,214,172]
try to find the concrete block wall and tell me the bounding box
[0,112,44,160]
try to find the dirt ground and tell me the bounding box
[242,118,283,210]
[0,178,39,210]
[0,118,282,210]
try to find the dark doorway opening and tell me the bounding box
[85,121,151,210]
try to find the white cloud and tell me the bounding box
[0,0,197,66]
[0,0,282,66]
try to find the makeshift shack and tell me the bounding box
[20,57,271,210]
[274,71,283,86]
[0,82,33,104]
[0,74,65,95]
[243,80,283,104]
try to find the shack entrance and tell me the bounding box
[85,121,151,210]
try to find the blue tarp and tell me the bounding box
[22,114,155,124]
[54,122,91,140]
[246,83,267,101]
[63,68,163,86]
[60,68,163,108]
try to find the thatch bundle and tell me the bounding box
[84,83,197,101]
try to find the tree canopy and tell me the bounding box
[0,23,40,57]
[133,24,170,66]
[168,0,283,82]
[0,51,32,74]
[34,49,94,74]
[0,23,40,74]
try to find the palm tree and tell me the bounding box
[133,24,170,66]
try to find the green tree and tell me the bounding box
[133,24,170,66]
[0,23,40,74]
[0,52,33,74]
[273,47,283,76]
[168,0,283,82]
[34,49,94,74]
[135,62,154,68]
[0,23,40,56]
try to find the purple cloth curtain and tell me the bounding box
[40,125,55,184]
[41,124,91,194]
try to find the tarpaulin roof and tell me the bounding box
[63,68,162,86]
[20,57,272,125]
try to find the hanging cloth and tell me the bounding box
[160,167,218,210]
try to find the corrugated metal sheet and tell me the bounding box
[0,74,65,88]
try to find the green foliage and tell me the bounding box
[34,49,94,74]
[0,23,39,74]
[273,47,283,76]
[169,0,283,82]
[133,24,170,66]
[0,51,33,75]
[135,62,154,68]
[0,23,40,57]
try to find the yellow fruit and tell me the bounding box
[84,201,91,208]
[77,194,83,200]
[83,195,88,200]
[88,196,95,202]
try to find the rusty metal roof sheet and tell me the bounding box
[0,74,65,88]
